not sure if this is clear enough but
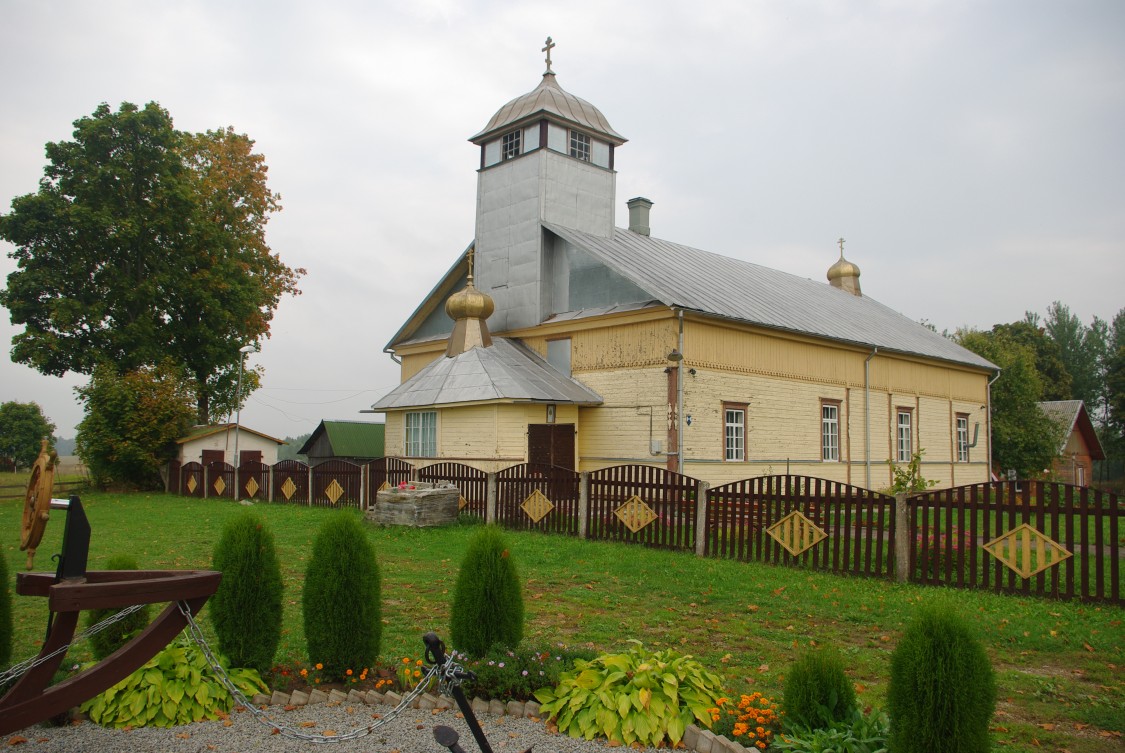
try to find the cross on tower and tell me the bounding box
[837,237,846,256]
[542,36,556,74]
[466,245,475,282]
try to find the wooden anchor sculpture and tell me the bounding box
[0,441,221,735]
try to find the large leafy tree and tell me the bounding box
[995,317,1072,401]
[1043,302,1102,411]
[0,102,302,423]
[0,401,56,469]
[956,329,1063,478]
[75,362,196,489]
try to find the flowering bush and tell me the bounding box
[708,692,782,751]
[396,656,427,690]
[461,643,597,701]
[296,661,387,689]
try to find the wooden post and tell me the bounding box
[694,480,710,557]
[578,472,589,540]
[894,493,909,583]
[485,472,497,524]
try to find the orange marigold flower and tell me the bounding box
[315,663,323,670]
[300,669,308,677]
[346,669,353,676]
[402,657,411,665]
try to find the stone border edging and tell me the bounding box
[249,690,755,753]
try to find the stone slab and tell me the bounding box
[308,689,329,705]
[289,690,309,706]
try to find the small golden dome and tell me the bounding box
[827,254,861,282]
[445,278,495,321]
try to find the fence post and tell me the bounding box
[578,472,589,540]
[694,480,710,557]
[486,472,497,524]
[894,492,909,583]
[307,466,314,506]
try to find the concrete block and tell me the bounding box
[270,691,289,707]
[251,693,271,707]
[488,699,505,717]
[383,691,403,707]
[522,700,540,718]
[289,690,309,706]
[347,689,366,705]
[365,690,384,705]
[471,697,489,716]
[695,729,717,753]
[307,689,329,705]
[506,700,524,717]
[328,689,348,704]
[435,695,454,710]
[683,724,701,750]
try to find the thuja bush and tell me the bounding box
[303,512,381,681]
[450,525,524,657]
[887,603,996,753]
[0,547,11,668]
[210,511,283,674]
[86,554,151,661]
[782,646,857,731]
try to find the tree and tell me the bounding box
[995,317,1072,401]
[0,401,56,469]
[956,329,1062,478]
[75,362,196,489]
[1044,302,1100,409]
[0,102,303,424]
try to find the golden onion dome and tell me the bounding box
[827,254,861,282]
[445,278,495,321]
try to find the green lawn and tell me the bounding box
[2,492,1122,751]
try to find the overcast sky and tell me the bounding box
[2,0,1122,442]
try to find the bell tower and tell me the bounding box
[469,38,627,331]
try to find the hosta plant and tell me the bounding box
[534,640,724,747]
[79,634,267,728]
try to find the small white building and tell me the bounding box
[176,423,286,466]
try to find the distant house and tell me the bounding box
[298,420,385,466]
[1039,400,1105,486]
[176,423,286,467]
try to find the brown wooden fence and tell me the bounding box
[909,480,1121,603]
[496,463,580,535]
[586,465,698,551]
[162,457,1120,605]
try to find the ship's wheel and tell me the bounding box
[19,438,55,569]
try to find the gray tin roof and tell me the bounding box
[371,337,603,411]
[470,73,626,145]
[544,223,997,371]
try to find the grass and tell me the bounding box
[1,492,1122,751]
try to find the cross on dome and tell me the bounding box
[542,36,555,74]
[838,237,846,257]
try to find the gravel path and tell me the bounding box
[8,702,669,753]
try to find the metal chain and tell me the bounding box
[177,601,458,743]
[0,603,148,686]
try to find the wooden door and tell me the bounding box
[528,424,575,470]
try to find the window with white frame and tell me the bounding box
[569,130,590,161]
[896,409,913,462]
[405,411,437,457]
[956,414,970,462]
[724,403,746,462]
[502,129,521,160]
[822,402,840,461]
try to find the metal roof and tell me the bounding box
[298,421,385,457]
[470,73,626,145]
[176,423,286,445]
[371,337,603,411]
[544,223,997,371]
[1038,400,1105,458]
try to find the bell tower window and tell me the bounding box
[569,130,590,161]
[502,129,521,160]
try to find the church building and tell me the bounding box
[371,40,996,490]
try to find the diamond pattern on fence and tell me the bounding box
[245,477,260,498]
[281,477,297,500]
[521,489,555,523]
[615,496,658,533]
[186,476,197,494]
[213,477,226,496]
[458,495,468,510]
[378,481,390,492]
[767,510,827,556]
[983,523,1072,579]
[325,480,345,504]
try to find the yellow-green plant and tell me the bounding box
[79,634,267,728]
[534,640,724,747]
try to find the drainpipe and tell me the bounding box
[383,347,402,365]
[677,309,685,475]
[864,346,878,489]
[986,369,1001,480]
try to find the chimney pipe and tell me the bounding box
[627,196,653,236]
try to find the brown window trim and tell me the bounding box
[722,401,748,462]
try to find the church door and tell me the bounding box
[528,424,575,470]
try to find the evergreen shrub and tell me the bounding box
[302,512,381,680]
[887,603,996,753]
[86,554,151,660]
[450,525,524,657]
[210,511,283,673]
[0,547,11,668]
[782,647,857,731]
